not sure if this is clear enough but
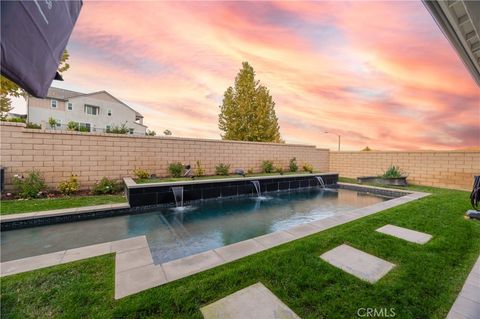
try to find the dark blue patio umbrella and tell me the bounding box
[1,0,83,98]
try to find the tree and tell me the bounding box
[361,146,372,151]
[218,62,281,142]
[0,50,70,120]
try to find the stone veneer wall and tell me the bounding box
[0,122,329,190]
[330,151,480,191]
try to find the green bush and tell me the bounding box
[107,123,129,134]
[275,166,284,175]
[261,160,274,173]
[48,117,58,129]
[215,163,230,176]
[194,161,205,177]
[92,177,121,195]
[289,157,298,172]
[13,170,46,199]
[247,168,254,175]
[133,168,150,179]
[382,165,404,178]
[58,175,79,196]
[3,117,26,123]
[302,163,314,173]
[67,121,79,131]
[78,126,89,132]
[26,122,41,129]
[168,162,183,178]
[146,130,156,136]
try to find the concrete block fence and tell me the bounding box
[1,122,478,191]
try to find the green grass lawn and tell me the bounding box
[1,184,479,318]
[0,195,126,215]
[136,171,318,184]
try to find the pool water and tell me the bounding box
[1,188,391,263]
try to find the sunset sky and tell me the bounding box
[13,1,480,150]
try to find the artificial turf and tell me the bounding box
[1,185,479,318]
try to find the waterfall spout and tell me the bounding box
[316,176,326,188]
[251,181,261,196]
[171,186,184,207]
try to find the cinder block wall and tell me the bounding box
[329,151,480,190]
[0,122,330,190]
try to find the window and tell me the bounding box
[106,125,111,131]
[129,128,134,134]
[51,100,57,108]
[67,102,73,111]
[84,105,99,115]
[107,110,112,116]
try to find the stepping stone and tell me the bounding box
[376,224,432,244]
[201,282,301,319]
[320,244,395,283]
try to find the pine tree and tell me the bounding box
[218,62,281,142]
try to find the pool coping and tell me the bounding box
[0,183,430,299]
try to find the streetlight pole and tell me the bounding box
[324,131,341,151]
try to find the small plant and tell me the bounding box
[78,126,90,132]
[133,168,150,179]
[58,175,79,195]
[168,162,183,178]
[289,157,298,172]
[48,117,58,129]
[275,166,284,175]
[163,129,172,136]
[106,123,129,134]
[92,177,121,195]
[382,165,403,178]
[26,122,41,129]
[361,146,372,151]
[13,170,46,199]
[194,161,205,177]
[302,163,314,173]
[146,130,156,136]
[247,168,254,175]
[215,163,230,176]
[261,160,274,173]
[67,121,79,131]
[4,117,26,123]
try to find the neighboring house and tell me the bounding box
[27,87,147,135]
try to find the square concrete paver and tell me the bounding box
[0,251,65,276]
[62,242,112,263]
[320,244,395,283]
[115,246,154,273]
[115,264,166,299]
[254,231,295,248]
[376,224,432,244]
[201,282,300,319]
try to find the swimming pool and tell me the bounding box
[1,187,392,263]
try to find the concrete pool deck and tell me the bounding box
[0,185,430,299]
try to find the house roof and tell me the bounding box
[46,87,143,118]
[423,0,480,86]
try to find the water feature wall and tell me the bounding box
[126,173,339,207]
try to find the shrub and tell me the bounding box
[215,163,230,176]
[146,130,156,136]
[194,161,205,177]
[107,123,129,134]
[382,165,403,178]
[133,168,150,179]
[58,175,79,195]
[261,160,274,173]
[168,162,183,178]
[78,126,90,132]
[92,177,121,195]
[302,163,314,173]
[289,157,298,172]
[275,166,284,175]
[26,122,41,129]
[13,170,46,199]
[48,117,58,129]
[247,168,254,175]
[4,117,26,123]
[67,121,79,131]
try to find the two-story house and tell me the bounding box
[27,87,147,135]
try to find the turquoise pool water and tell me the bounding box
[1,188,391,263]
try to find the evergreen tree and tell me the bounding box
[219,62,281,142]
